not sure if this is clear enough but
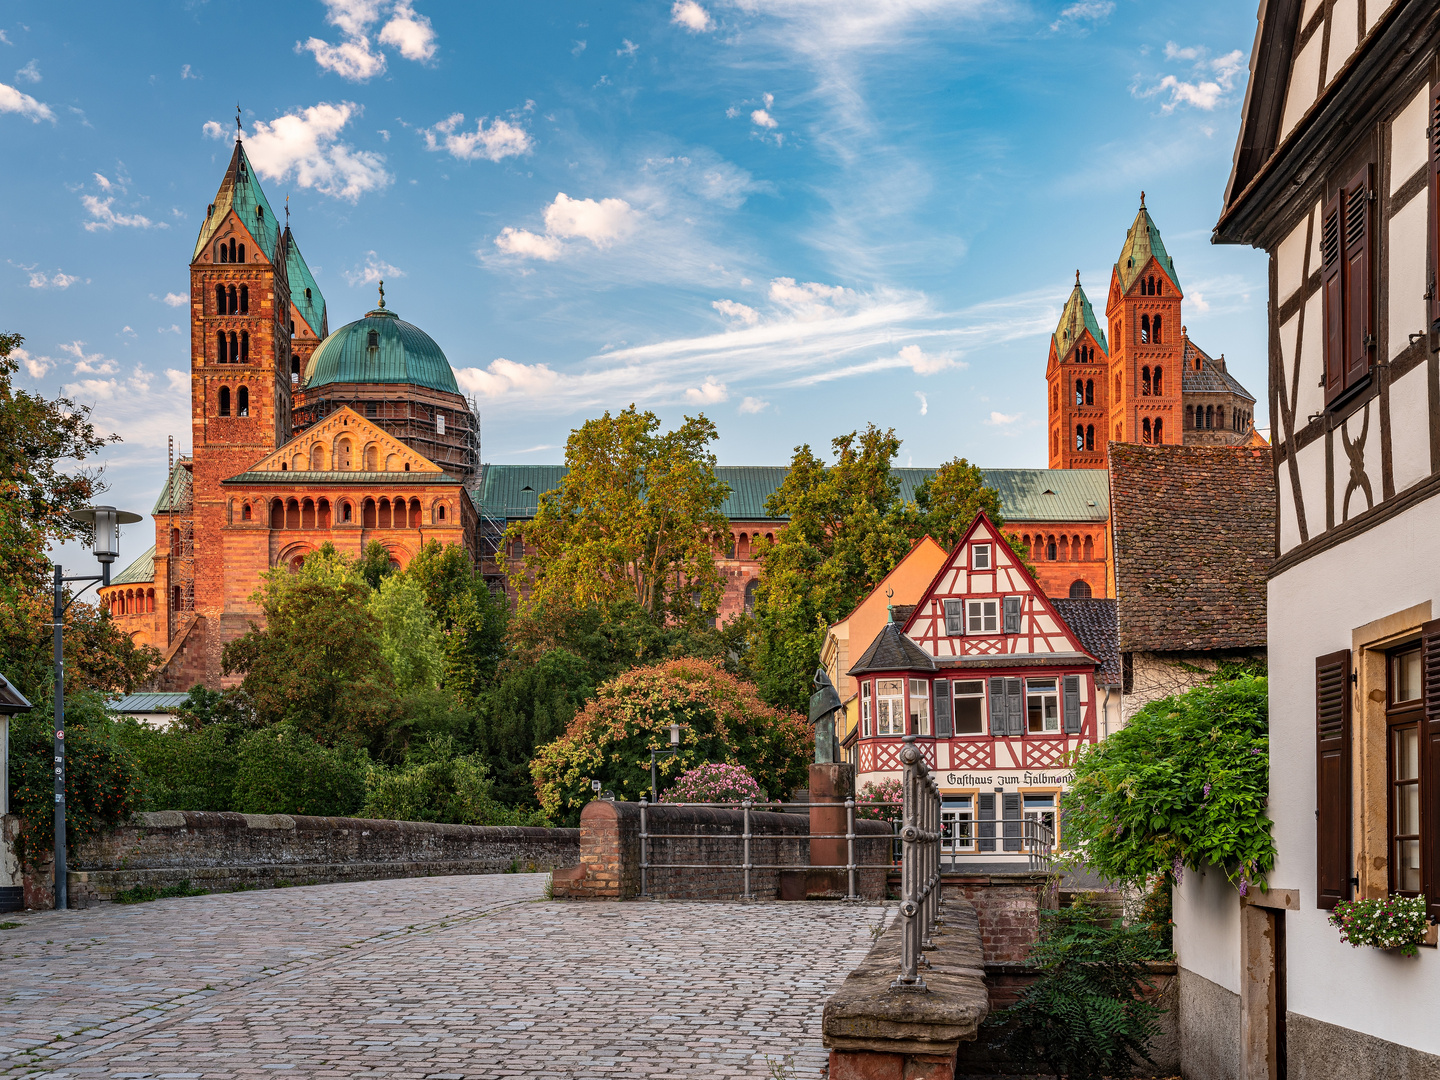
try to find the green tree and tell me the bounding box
[116,719,238,811]
[361,735,548,827]
[1062,672,1273,891]
[357,539,396,590]
[368,572,445,695]
[505,406,731,622]
[407,539,508,700]
[477,647,594,808]
[230,723,368,816]
[912,457,1032,570]
[530,658,811,825]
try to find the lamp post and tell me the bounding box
[52,505,141,911]
[650,722,686,803]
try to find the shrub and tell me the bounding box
[530,658,811,825]
[662,762,763,803]
[986,899,1165,1080]
[857,777,902,821]
[116,719,238,811]
[230,723,367,816]
[6,692,146,868]
[1329,895,1429,957]
[362,739,548,827]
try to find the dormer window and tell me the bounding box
[256,205,264,220]
[305,287,312,300]
[367,329,379,348]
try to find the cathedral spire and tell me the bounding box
[1053,274,1107,358]
[1116,199,1180,295]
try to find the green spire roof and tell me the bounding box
[192,140,282,264]
[302,290,459,395]
[1116,197,1180,295]
[1053,274,1108,358]
[285,227,327,337]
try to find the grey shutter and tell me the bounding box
[988,677,1006,735]
[1001,792,1022,851]
[1006,677,1024,736]
[977,793,996,852]
[934,679,952,737]
[1063,674,1081,734]
[1003,596,1022,634]
[943,599,965,636]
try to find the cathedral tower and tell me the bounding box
[1047,272,1110,468]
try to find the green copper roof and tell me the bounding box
[285,228,327,337]
[1116,201,1180,295]
[153,460,192,514]
[111,544,156,586]
[302,298,459,395]
[1053,276,1108,359]
[192,141,282,264]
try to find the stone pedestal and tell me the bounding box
[807,762,854,897]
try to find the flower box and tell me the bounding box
[1328,894,1429,957]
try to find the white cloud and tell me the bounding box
[768,277,855,320]
[202,120,225,140]
[1049,1,1113,30]
[985,411,1021,426]
[684,376,728,404]
[160,292,188,307]
[544,192,636,245]
[12,347,53,379]
[455,357,565,398]
[27,268,82,289]
[572,39,587,55]
[320,0,387,38]
[671,0,713,32]
[1191,291,1211,312]
[180,63,199,80]
[343,251,404,286]
[915,391,927,415]
[64,363,191,456]
[750,108,777,129]
[166,369,189,392]
[160,324,182,334]
[82,195,161,233]
[739,396,769,414]
[617,38,638,57]
[421,112,533,162]
[121,326,136,337]
[377,1,437,61]
[1137,45,1247,113]
[892,343,954,375]
[0,80,54,122]
[1163,41,1202,61]
[494,228,564,261]
[15,59,39,83]
[61,340,119,375]
[299,35,387,81]
[93,171,114,191]
[244,102,391,201]
[712,298,759,326]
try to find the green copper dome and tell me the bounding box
[301,293,459,395]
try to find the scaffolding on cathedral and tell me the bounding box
[163,436,196,640]
[290,392,483,483]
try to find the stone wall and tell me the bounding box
[939,873,1058,963]
[19,811,579,909]
[552,800,892,901]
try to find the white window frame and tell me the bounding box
[942,797,975,852]
[1026,678,1060,733]
[908,679,930,736]
[951,679,986,735]
[1023,793,1057,843]
[861,681,872,737]
[972,543,991,570]
[967,598,999,634]
[875,678,905,736]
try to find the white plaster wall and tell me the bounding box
[1387,193,1427,361]
[1294,292,1325,424]
[1334,402,1380,522]
[1277,216,1309,307]
[1301,0,1323,23]
[1282,36,1323,141]
[1174,865,1242,994]
[1294,438,1327,531]
[1277,464,1301,553]
[1389,85,1429,195]
[1390,364,1432,491]
[1327,0,1359,87]
[1268,496,1440,1052]
[1367,0,1394,33]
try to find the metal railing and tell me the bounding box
[892,734,941,990]
[636,797,896,902]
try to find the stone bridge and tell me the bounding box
[0,874,891,1079]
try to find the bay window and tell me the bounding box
[875,678,904,736]
[909,679,930,735]
[861,680,872,737]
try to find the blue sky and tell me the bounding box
[5,0,1267,559]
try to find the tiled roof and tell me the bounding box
[192,141,282,263]
[1116,203,1180,294]
[285,227,327,337]
[223,470,463,485]
[847,623,937,676]
[1181,336,1255,402]
[153,460,192,514]
[110,692,191,713]
[1051,598,1120,685]
[1109,444,1274,652]
[472,465,1109,524]
[111,545,156,586]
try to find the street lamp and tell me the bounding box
[650,722,687,803]
[51,505,141,911]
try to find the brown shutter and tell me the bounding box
[1421,621,1440,920]
[1320,192,1345,404]
[1342,165,1374,393]
[1316,649,1353,910]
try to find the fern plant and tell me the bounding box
[986,899,1164,1080]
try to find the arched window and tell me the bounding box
[305,287,312,301]
[216,284,225,312]
[218,386,231,416]
[1153,316,1162,344]
[1115,373,1122,398]
[239,285,249,314]
[1083,535,1094,561]
[218,242,229,263]
[237,243,245,263]
[302,499,316,530]
[1154,417,1164,443]
[242,502,252,522]
[1058,536,1070,561]
[1186,405,1194,429]
[229,239,237,263]
[367,329,379,348]
[342,501,353,523]
[1216,406,1225,429]
[409,498,421,528]
[438,503,446,521]
[240,331,249,363]
[229,331,238,364]
[1146,276,1154,296]
[1085,379,1093,405]
[1075,425,1084,450]
[286,498,300,529]
[1069,580,1093,598]
[270,500,284,529]
[744,579,759,614]
[216,330,227,363]
[237,386,249,416]
[1046,538,1057,561]
[147,589,155,613]
[1085,424,1095,451]
[1141,314,1150,344]
[1205,405,1214,429]
[1142,417,1152,443]
[318,499,332,528]
[1075,379,1084,406]
[1142,366,1151,395]
[1153,365,1163,395]
[378,498,392,529]
[227,285,236,313]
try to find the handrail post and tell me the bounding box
[845,797,857,901]
[891,734,926,990]
[639,797,649,898]
[742,799,752,901]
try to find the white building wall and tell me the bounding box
[1174,865,1242,994]
[1269,496,1440,1053]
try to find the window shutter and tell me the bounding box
[1320,191,1345,405]
[934,679,952,737]
[1421,621,1440,920]
[943,599,965,636]
[1003,596,1022,634]
[1342,165,1374,393]
[1063,674,1081,734]
[1006,677,1024,736]
[1001,792,1022,851]
[978,793,996,852]
[988,677,1006,736]
[1315,649,1353,910]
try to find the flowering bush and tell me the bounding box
[857,777,902,821]
[662,763,763,804]
[1329,895,1429,957]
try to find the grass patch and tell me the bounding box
[112,880,208,905]
[0,921,20,930]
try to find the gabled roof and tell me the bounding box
[1053,274,1108,358]
[1116,201,1181,296]
[0,671,34,715]
[241,406,445,477]
[153,460,193,514]
[110,692,191,713]
[193,140,282,264]
[1180,336,1256,403]
[1050,598,1119,685]
[1109,444,1274,652]
[848,622,937,676]
[111,544,156,586]
[285,227,327,337]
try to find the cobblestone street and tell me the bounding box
[0,874,889,1079]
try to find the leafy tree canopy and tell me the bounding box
[505,406,731,623]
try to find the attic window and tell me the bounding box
[404,462,410,472]
[256,206,264,220]
[305,288,312,300]
[1043,489,1055,496]
[367,329,379,348]
[521,485,533,492]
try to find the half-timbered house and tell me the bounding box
[846,511,1101,863]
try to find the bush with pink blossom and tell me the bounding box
[662,762,764,804]
[857,777,902,821]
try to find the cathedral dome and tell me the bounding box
[301,298,459,395]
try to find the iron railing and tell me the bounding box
[892,734,941,990]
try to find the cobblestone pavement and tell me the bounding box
[0,874,890,1079]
